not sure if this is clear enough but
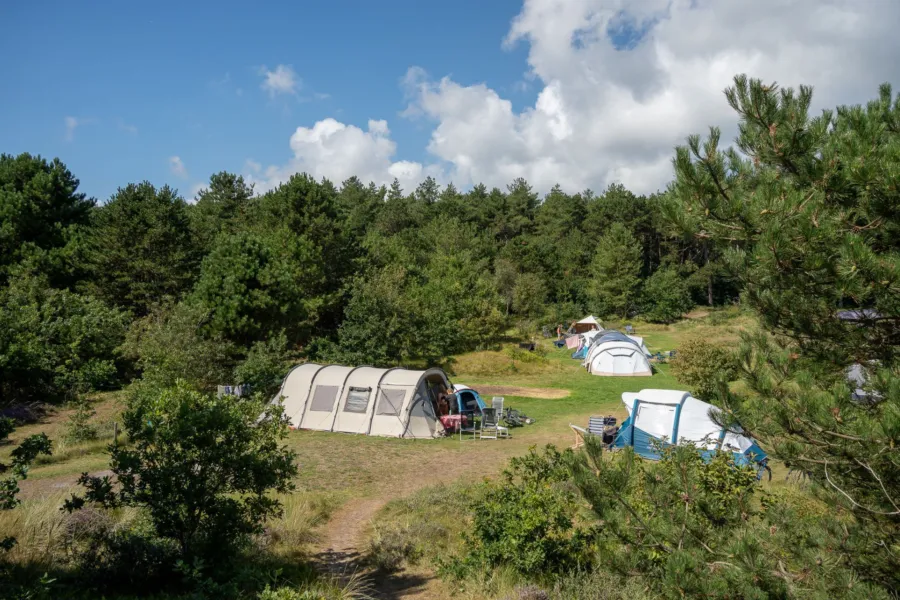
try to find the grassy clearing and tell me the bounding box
[0,309,757,599]
[11,309,749,503]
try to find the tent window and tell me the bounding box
[376,389,405,416]
[309,385,339,412]
[344,387,371,413]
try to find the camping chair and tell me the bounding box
[572,416,617,449]
[625,324,634,334]
[491,398,510,438]
[569,424,591,449]
[479,408,508,440]
[491,397,504,416]
[459,409,479,441]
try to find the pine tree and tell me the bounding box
[589,223,642,319]
[669,75,900,587]
[190,171,254,254]
[84,182,197,316]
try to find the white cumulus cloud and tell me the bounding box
[260,64,300,97]
[252,0,900,195]
[245,118,440,194]
[169,156,188,179]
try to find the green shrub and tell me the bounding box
[122,302,239,392]
[0,275,127,406]
[641,267,693,323]
[669,335,738,399]
[564,437,890,600]
[504,346,549,364]
[64,381,298,568]
[441,446,593,581]
[366,521,425,571]
[365,483,477,573]
[233,333,292,398]
[0,418,52,551]
[256,575,370,600]
[63,398,98,444]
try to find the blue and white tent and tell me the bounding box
[583,331,653,376]
[612,389,767,468]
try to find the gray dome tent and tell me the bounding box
[272,364,451,438]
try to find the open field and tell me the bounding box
[2,309,762,599]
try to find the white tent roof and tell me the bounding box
[576,315,601,325]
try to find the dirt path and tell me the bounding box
[314,496,443,599]
[310,426,571,599]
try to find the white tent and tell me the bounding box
[613,389,764,463]
[570,315,602,334]
[584,331,652,376]
[272,364,451,438]
[626,335,651,357]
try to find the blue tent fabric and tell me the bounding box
[595,331,634,345]
[611,392,768,474]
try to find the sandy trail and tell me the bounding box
[311,426,568,599]
[312,457,482,599]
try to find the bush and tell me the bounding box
[669,335,739,399]
[366,521,425,571]
[233,333,292,398]
[441,446,593,581]
[63,398,99,444]
[563,437,890,600]
[365,483,478,574]
[64,381,298,569]
[641,267,693,323]
[122,301,239,391]
[0,418,52,551]
[504,345,549,364]
[0,276,127,406]
[65,510,180,591]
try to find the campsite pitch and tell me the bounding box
[2,310,756,599]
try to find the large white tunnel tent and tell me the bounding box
[584,331,653,376]
[272,364,451,438]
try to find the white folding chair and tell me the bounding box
[491,397,510,439]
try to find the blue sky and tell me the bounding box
[3,1,897,200]
[1,0,532,201]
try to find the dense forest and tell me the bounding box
[1,75,898,599]
[0,134,731,406]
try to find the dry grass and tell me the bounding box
[450,346,566,379]
[470,385,569,399]
[0,489,71,570]
[267,491,343,549]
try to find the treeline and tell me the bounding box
[0,153,734,405]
